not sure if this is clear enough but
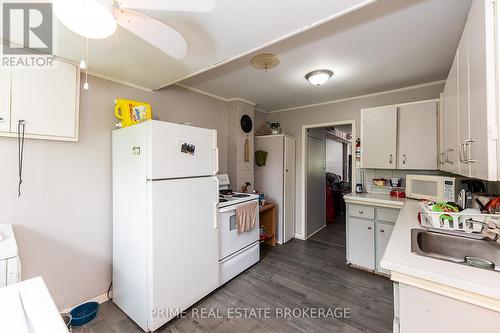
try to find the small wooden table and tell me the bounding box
[259,203,276,246]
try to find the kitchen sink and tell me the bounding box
[411,229,500,272]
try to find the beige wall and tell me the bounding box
[267,83,444,238]
[0,75,229,310]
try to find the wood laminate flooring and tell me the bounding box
[73,219,393,333]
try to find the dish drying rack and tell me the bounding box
[418,202,500,238]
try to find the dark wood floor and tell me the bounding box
[73,219,393,333]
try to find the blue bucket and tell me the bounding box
[70,302,99,326]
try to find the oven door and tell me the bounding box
[218,200,259,260]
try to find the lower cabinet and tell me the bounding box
[346,203,399,274]
[375,222,395,275]
[347,217,375,270]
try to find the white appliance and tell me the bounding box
[0,223,21,287]
[0,277,68,333]
[217,174,259,285]
[406,174,456,202]
[112,120,220,332]
[254,134,296,244]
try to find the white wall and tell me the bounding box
[267,82,444,238]
[326,139,343,175]
[0,75,229,310]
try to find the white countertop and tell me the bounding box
[0,277,68,333]
[381,199,500,303]
[344,192,406,208]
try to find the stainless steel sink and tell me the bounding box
[411,229,500,272]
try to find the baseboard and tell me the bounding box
[61,292,109,313]
[306,225,326,239]
[294,233,307,240]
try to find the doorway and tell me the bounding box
[304,121,354,238]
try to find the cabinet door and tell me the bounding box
[458,18,471,177]
[361,106,397,169]
[11,61,79,140]
[438,93,446,171]
[467,0,497,180]
[445,53,460,174]
[348,217,375,270]
[398,101,437,170]
[375,222,394,275]
[0,68,11,133]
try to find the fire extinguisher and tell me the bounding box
[355,138,361,167]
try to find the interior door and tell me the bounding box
[361,106,397,169]
[398,101,438,170]
[283,136,296,243]
[149,176,219,331]
[307,128,325,237]
[0,68,11,133]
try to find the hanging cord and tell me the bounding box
[17,120,26,198]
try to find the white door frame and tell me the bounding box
[301,120,356,239]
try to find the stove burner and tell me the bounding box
[219,189,234,196]
[219,198,228,203]
[232,194,250,198]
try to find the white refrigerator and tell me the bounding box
[112,120,219,332]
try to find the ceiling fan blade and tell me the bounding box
[115,8,187,59]
[117,0,216,12]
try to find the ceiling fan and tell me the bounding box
[53,0,217,59]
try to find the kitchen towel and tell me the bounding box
[236,201,258,234]
[255,150,268,167]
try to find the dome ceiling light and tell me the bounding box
[305,69,333,86]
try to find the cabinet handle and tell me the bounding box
[367,226,372,230]
[389,154,393,164]
[0,117,3,122]
[459,143,466,163]
[465,139,476,163]
[380,229,385,233]
[358,210,364,215]
[445,148,454,165]
[402,154,407,165]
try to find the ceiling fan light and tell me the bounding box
[54,0,117,39]
[305,69,333,86]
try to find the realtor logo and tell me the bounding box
[2,2,55,67]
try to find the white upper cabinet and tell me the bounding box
[10,61,80,141]
[0,68,11,133]
[360,106,398,169]
[398,101,438,170]
[361,101,438,170]
[441,0,498,181]
[467,0,497,180]
[445,54,460,175]
[438,92,447,171]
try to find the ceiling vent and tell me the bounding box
[250,53,280,70]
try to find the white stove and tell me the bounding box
[217,174,259,208]
[216,174,260,286]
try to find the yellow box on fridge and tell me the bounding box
[114,99,152,128]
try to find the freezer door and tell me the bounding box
[147,121,218,179]
[148,176,219,331]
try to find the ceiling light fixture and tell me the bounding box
[54,0,117,39]
[305,69,333,86]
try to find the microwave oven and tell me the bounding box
[405,174,456,202]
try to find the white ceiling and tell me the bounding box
[180,0,472,111]
[52,0,376,90]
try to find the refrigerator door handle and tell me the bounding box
[214,177,219,229]
[213,147,219,174]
